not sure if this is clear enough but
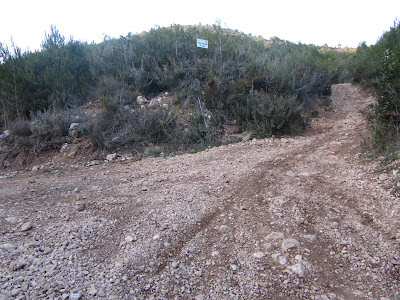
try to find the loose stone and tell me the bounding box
[20,222,33,232]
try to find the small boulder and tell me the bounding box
[32,165,41,172]
[252,252,265,259]
[20,222,33,232]
[282,238,300,251]
[106,153,117,161]
[136,96,148,105]
[379,174,388,181]
[219,225,230,232]
[69,123,80,130]
[0,130,11,139]
[125,235,136,243]
[303,234,317,242]
[60,143,69,153]
[266,232,285,241]
[88,286,98,296]
[21,282,29,292]
[69,293,83,300]
[287,263,306,277]
[149,98,161,108]
[76,203,86,212]
[11,259,28,271]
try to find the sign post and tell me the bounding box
[196,39,208,49]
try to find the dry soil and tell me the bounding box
[1,83,400,299]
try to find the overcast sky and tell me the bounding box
[1,0,399,52]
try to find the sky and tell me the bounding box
[1,0,399,52]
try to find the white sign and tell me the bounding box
[197,39,208,49]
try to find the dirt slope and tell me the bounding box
[1,83,400,299]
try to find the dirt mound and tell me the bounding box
[0,84,399,299]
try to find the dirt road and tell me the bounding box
[1,84,399,299]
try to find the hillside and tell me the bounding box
[1,84,399,299]
[0,24,353,163]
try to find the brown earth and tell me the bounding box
[0,83,400,299]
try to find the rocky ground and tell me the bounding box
[0,83,400,299]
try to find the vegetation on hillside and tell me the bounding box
[351,21,400,158]
[0,24,352,158]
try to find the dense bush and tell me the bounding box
[82,107,177,150]
[1,23,348,155]
[8,110,76,153]
[236,92,305,137]
[351,21,400,156]
[0,26,92,124]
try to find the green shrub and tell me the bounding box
[10,120,32,137]
[183,112,210,146]
[99,95,118,114]
[351,21,400,155]
[30,110,73,152]
[236,92,305,137]
[82,107,177,150]
[2,23,344,156]
[134,109,177,144]
[8,110,74,152]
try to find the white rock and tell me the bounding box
[125,235,136,243]
[32,165,41,172]
[69,293,82,300]
[20,222,33,232]
[263,242,272,250]
[12,259,27,271]
[60,143,69,153]
[106,153,117,161]
[88,287,98,296]
[282,238,300,251]
[137,96,148,105]
[295,255,303,261]
[230,264,238,271]
[69,123,80,130]
[0,130,11,139]
[266,232,285,241]
[271,253,281,260]
[279,256,288,265]
[219,225,230,232]
[5,216,18,223]
[288,263,306,277]
[0,243,16,251]
[149,98,161,108]
[379,174,388,181]
[353,290,365,296]
[153,234,160,240]
[303,234,317,241]
[252,252,265,259]
[393,170,399,176]
[21,282,29,292]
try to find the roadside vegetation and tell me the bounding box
[350,21,400,161]
[0,23,355,162]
